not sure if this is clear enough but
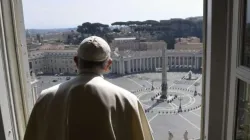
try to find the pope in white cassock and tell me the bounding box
[24,36,154,140]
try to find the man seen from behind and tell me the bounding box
[24,36,154,140]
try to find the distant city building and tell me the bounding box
[111,37,139,51]
[111,37,166,51]
[28,37,203,75]
[28,50,77,75]
[39,44,65,50]
[140,41,166,50]
[119,26,132,34]
[174,37,203,50]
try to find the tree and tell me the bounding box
[75,17,203,48]
[112,28,121,33]
[36,34,41,43]
[77,22,110,36]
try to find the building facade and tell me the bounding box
[174,37,203,50]
[28,49,78,75]
[111,38,167,51]
[110,49,203,75]
[111,37,139,51]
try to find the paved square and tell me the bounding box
[35,72,202,140]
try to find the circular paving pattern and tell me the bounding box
[35,72,202,140]
[132,86,201,115]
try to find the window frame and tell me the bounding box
[203,0,236,139]
[226,0,250,139]
[1,0,241,140]
[0,0,33,139]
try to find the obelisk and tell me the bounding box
[160,43,168,99]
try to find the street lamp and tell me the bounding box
[151,80,154,91]
[178,96,183,113]
[194,82,200,96]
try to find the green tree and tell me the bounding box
[112,28,121,33]
[76,17,203,48]
[76,22,111,44]
[77,22,110,36]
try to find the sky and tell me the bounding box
[22,0,203,29]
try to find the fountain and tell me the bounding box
[183,70,198,80]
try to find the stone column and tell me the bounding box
[119,59,122,74]
[195,57,197,70]
[170,57,172,68]
[191,57,193,69]
[122,61,125,74]
[179,56,181,68]
[143,58,145,70]
[151,57,154,70]
[133,59,136,72]
[128,59,131,73]
[192,57,194,69]
[136,59,138,71]
[189,57,191,68]
[198,57,201,69]
[139,58,142,71]
[150,57,153,70]
[165,57,167,68]
[155,57,158,68]
[154,57,156,69]
[113,61,116,74]
[110,63,113,73]
[139,58,141,71]
[159,57,161,68]
[147,58,149,70]
[137,59,139,72]
[138,59,140,71]
[185,57,188,67]
[158,57,160,68]
[130,60,133,72]
[175,57,177,68]
[183,57,185,67]
[117,61,119,74]
[171,57,173,68]
[188,57,190,69]
[135,59,137,72]
[121,59,124,74]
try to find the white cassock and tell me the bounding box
[24,72,154,140]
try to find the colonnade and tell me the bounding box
[111,56,202,75]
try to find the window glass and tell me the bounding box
[23,0,204,139]
[235,80,250,139]
[243,0,250,68]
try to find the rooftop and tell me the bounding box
[114,37,136,41]
[111,49,202,58]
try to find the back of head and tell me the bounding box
[75,36,112,73]
[78,36,111,62]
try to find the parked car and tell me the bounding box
[52,79,58,82]
[37,71,43,75]
[66,77,71,80]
